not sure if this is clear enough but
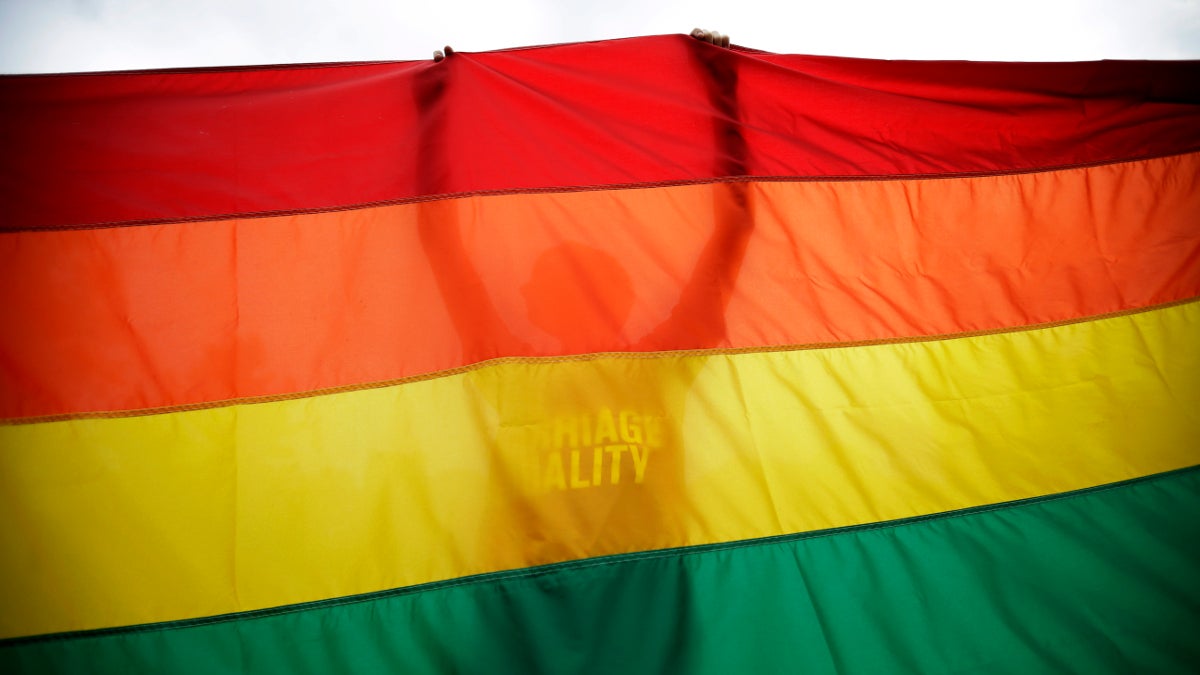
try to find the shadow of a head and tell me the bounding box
[522,242,635,351]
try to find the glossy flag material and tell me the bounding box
[1,34,1198,673]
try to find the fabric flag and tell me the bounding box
[1,34,1199,673]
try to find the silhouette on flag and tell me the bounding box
[1,34,1199,673]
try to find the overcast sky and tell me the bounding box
[2,0,1199,73]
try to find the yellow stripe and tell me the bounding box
[2,301,1198,638]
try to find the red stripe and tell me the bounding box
[3,35,1198,230]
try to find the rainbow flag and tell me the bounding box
[1,34,1198,673]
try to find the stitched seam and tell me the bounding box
[4,464,1195,647]
[4,150,1196,233]
[4,295,1195,426]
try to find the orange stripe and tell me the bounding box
[2,153,1198,420]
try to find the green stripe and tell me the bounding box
[4,467,1199,674]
